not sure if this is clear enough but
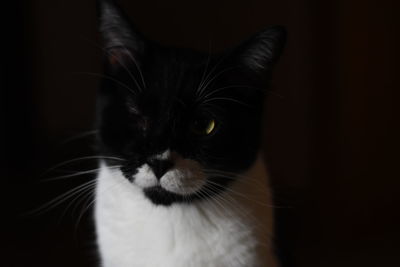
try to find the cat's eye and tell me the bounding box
[191,118,216,136]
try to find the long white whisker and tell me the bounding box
[203,184,267,236]
[42,155,124,177]
[203,169,265,188]
[60,130,98,145]
[197,54,232,98]
[60,183,97,223]
[202,96,250,107]
[121,44,146,90]
[201,85,242,100]
[40,165,121,183]
[25,180,97,216]
[75,175,126,229]
[199,186,229,218]
[206,180,276,208]
[79,37,144,93]
[74,189,96,230]
[197,66,237,99]
[196,45,212,96]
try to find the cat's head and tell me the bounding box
[96,0,286,205]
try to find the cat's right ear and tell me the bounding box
[233,26,286,76]
[97,0,145,68]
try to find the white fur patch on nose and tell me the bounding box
[133,164,158,188]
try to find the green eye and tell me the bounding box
[192,118,216,135]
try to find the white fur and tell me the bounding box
[95,155,278,267]
[133,150,206,195]
[134,164,158,188]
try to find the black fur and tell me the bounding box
[96,0,286,205]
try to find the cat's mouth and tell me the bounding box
[142,180,229,206]
[132,165,207,204]
[129,154,208,203]
[143,186,193,205]
[120,163,235,205]
[119,151,234,205]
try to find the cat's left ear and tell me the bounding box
[235,26,287,74]
[97,0,146,68]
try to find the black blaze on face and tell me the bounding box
[96,0,286,204]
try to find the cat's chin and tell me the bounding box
[143,185,195,206]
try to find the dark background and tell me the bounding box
[3,0,399,266]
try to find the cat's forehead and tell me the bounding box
[137,49,213,101]
[146,47,212,78]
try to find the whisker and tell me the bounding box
[199,186,230,218]
[198,190,224,225]
[120,44,146,90]
[79,36,144,93]
[40,165,121,183]
[202,186,255,232]
[42,155,124,177]
[196,44,212,96]
[25,180,97,216]
[60,130,98,145]
[203,185,273,241]
[201,85,244,100]
[74,190,96,229]
[202,96,250,107]
[205,180,277,208]
[197,54,232,98]
[197,66,237,99]
[202,85,263,100]
[75,174,126,229]
[203,169,265,188]
[60,183,97,223]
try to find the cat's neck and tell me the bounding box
[95,154,278,267]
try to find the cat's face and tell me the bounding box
[96,0,286,205]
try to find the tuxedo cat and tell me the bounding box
[94,1,286,266]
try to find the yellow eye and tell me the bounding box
[205,119,215,135]
[192,118,216,135]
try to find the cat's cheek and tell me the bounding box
[159,169,206,195]
[132,164,158,188]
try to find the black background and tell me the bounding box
[3,0,400,266]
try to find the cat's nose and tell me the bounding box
[147,159,174,179]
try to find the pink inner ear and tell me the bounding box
[109,53,119,65]
[108,49,130,66]
[109,50,123,66]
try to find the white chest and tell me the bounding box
[95,157,277,267]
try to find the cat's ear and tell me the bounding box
[235,26,286,74]
[97,0,145,67]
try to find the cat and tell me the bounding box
[94,0,286,266]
